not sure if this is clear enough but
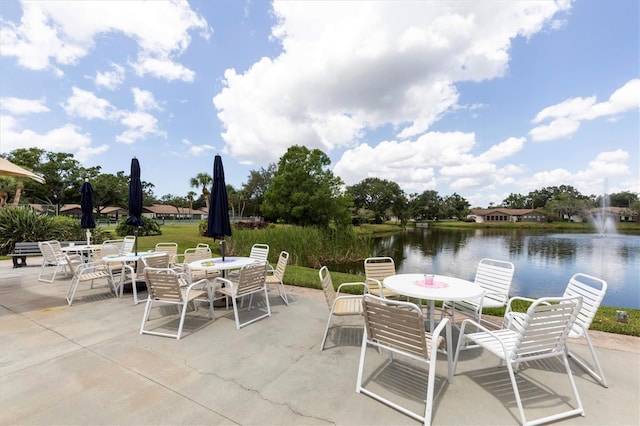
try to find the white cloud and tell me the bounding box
[519,149,634,197]
[132,88,161,111]
[334,129,528,199]
[0,1,210,82]
[116,111,165,144]
[0,114,108,161]
[214,1,570,166]
[131,55,196,82]
[0,97,49,114]
[62,87,115,120]
[477,137,525,162]
[529,79,640,141]
[94,63,125,90]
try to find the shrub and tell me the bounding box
[115,216,162,237]
[0,207,53,255]
[234,220,270,230]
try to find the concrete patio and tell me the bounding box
[1,257,639,425]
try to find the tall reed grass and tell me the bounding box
[228,224,373,268]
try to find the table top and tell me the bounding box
[189,256,256,271]
[383,273,483,301]
[61,244,102,252]
[101,252,165,262]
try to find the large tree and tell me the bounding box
[242,163,276,217]
[441,193,471,219]
[501,193,528,209]
[261,145,352,227]
[347,177,407,224]
[408,190,441,220]
[92,172,129,214]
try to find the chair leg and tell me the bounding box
[176,301,189,340]
[567,333,608,387]
[231,296,241,330]
[38,262,50,282]
[140,299,154,334]
[277,280,289,305]
[65,278,79,306]
[424,347,438,426]
[355,329,368,392]
[320,309,336,351]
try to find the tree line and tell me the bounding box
[1,146,638,227]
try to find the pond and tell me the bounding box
[328,228,640,309]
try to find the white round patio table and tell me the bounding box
[188,256,257,277]
[101,251,166,305]
[383,274,483,331]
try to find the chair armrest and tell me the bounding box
[76,261,107,274]
[212,277,234,295]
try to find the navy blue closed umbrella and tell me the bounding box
[79,179,96,244]
[206,155,232,259]
[125,157,144,255]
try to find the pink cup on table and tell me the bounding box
[425,274,434,285]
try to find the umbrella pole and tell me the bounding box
[134,228,139,256]
[86,229,91,245]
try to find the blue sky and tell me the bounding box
[1,0,638,208]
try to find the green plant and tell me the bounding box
[115,216,162,237]
[227,224,373,267]
[0,206,53,255]
[48,215,111,243]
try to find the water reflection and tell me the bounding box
[327,228,640,309]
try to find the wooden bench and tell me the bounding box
[9,242,41,268]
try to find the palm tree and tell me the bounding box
[190,173,212,211]
[187,190,196,219]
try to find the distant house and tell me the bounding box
[143,204,207,220]
[42,203,209,222]
[586,206,638,223]
[60,204,129,221]
[467,208,547,223]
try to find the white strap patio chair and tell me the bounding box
[122,235,136,254]
[38,240,72,283]
[64,254,116,306]
[364,256,403,299]
[505,273,608,387]
[266,250,289,305]
[442,258,514,326]
[213,261,271,330]
[453,295,584,426]
[140,267,213,340]
[154,242,179,266]
[319,266,368,351]
[356,294,452,426]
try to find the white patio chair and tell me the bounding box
[364,256,403,299]
[505,273,608,387]
[38,240,72,283]
[122,235,136,254]
[453,295,584,426]
[213,261,271,330]
[64,254,116,306]
[227,243,270,279]
[319,266,368,351]
[249,243,269,263]
[176,246,219,282]
[356,294,452,426]
[266,250,290,305]
[102,239,124,254]
[140,267,213,339]
[154,242,179,266]
[442,258,514,326]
